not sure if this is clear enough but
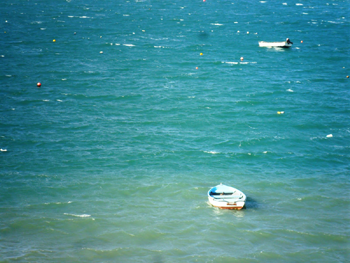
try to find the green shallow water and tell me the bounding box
[0,0,349,262]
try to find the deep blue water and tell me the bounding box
[1,0,349,262]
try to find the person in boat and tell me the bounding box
[286,38,293,44]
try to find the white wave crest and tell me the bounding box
[64,213,91,218]
[204,151,220,154]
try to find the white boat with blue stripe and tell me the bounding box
[258,38,293,48]
[208,183,246,210]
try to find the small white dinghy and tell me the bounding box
[259,38,293,48]
[208,183,246,210]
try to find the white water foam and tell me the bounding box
[64,213,91,218]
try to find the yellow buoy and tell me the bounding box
[200,53,203,56]
[53,39,56,42]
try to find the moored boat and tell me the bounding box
[208,183,246,210]
[259,38,293,48]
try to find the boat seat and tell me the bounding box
[212,195,242,199]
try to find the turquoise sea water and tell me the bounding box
[1,0,349,262]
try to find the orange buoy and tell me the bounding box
[196,67,198,69]
[37,82,41,88]
[301,40,303,43]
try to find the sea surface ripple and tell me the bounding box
[0,0,349,262]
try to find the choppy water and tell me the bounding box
[1,0,349,262]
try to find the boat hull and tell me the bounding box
[259,41,292,48]
[208,197,245,210]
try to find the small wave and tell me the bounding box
[123,44,135,47]
[287,89,294,92]
[211,23,223,26]
[44,201,72,205]
[0,149,7,152]
[204,151,220,154]
[327,21,343,24]
[64,213,91,218]
[296,3,303,5]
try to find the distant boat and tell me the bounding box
[259,40,293,48]
[208,183,246,210]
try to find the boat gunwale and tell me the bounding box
[207,184,246,202]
